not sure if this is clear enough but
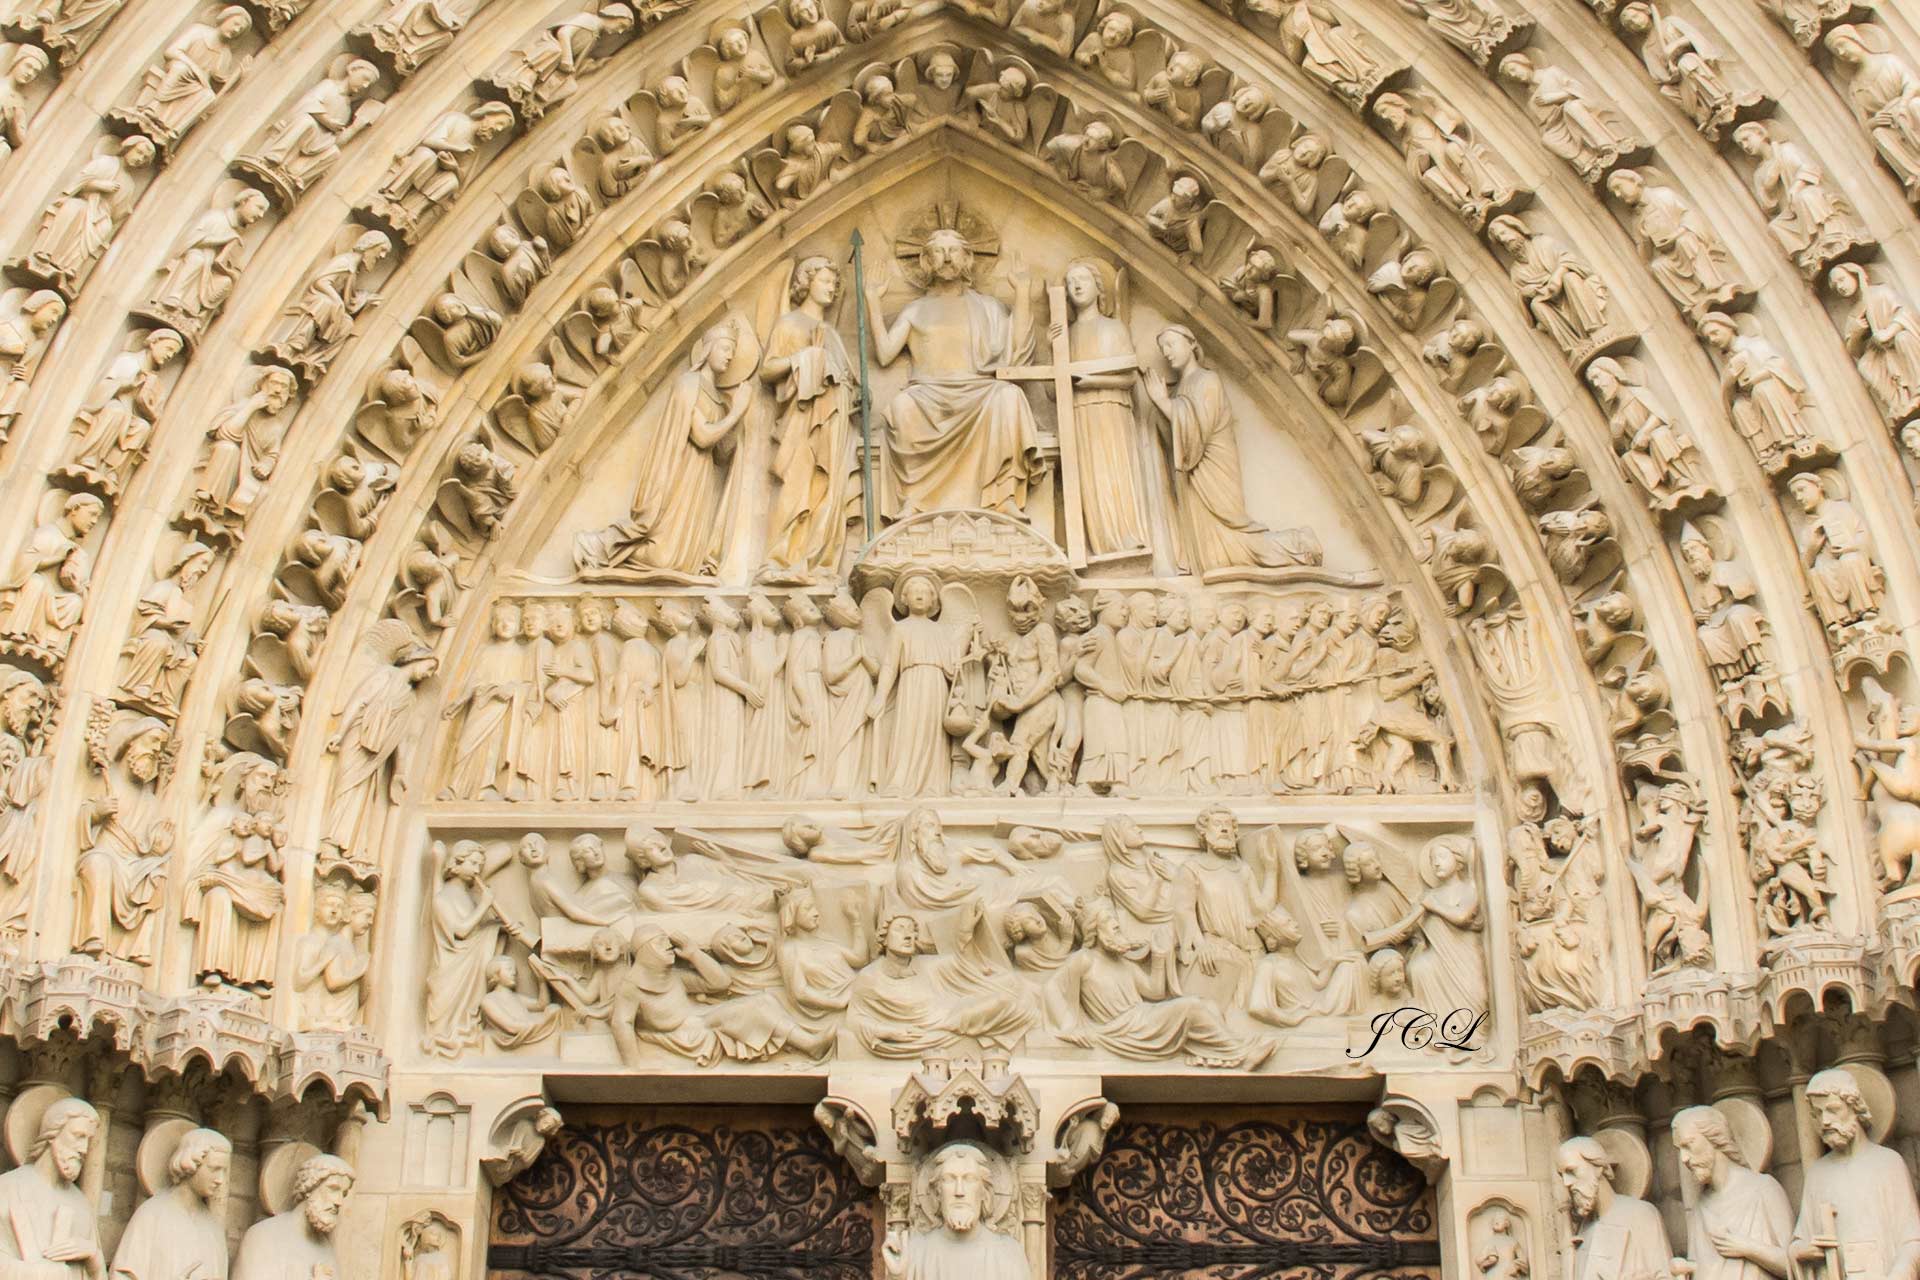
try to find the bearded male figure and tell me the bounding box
[0,1098,102,1280]
[1557,1135,1673,1280]
[231,1154,353,1280]
[1791,1067,1920,1280]
[864,227,1043,518]
[883,1144,1029,1280]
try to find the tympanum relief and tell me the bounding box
[417,810,1489,1068]
[16,0,1920,1273]
[435,580,1457,802]
[401,178,1514,1088]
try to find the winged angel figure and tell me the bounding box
[860,568,1015,798]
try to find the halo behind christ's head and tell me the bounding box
[894,202,1000,288]
[909,1140,1017,1233]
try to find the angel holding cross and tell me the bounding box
[1053,258,1151,562]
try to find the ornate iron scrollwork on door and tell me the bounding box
[487,1113,876,1280]
[1051,1112,1442,1280]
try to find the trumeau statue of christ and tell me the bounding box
[863,225,1045,518]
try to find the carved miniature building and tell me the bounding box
[5,0,1920,1277]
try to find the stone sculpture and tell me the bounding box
[1372,91,1517,229]
[1788,472,1886,644]
[55,329,183,495]
[1499,53,1642,182]
[0,288,63,442]
[137,188,270,347]
[1606,169,1749,321]
[74,708,173,964]
[1586,358,1712,513]
[294,882,374,1030]
[319,621,439,877]
[490,6,634,121]
[0,1099,101,1280]
[109,1128,231,1280]
[1826,25,1920,203]
[366,103,516,242]
[3,7,1920,1270]
[234,57,383,205]
[116,541,215,719]
[110,6,252,150]
[1619,2,1763,141]
[1145,327,1321,576]
[1790,1068,1920,1279]
[761,256,858,583]
[10,136,153,297]
[1735,124,1870,279]
[1557,1135,1673,1280]
[884,1144,1027,1280]
[1674,1105,1789,1280]
[574,319,756,580]
[262,232,391,381]
[10,0,127,66]
[231,1154,354,1280]
[1488,215,1620,363]
[353,0,477,77]
[864,224,1042,519]
[1829,265,1920,423]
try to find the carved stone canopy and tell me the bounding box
[891,1055,1039,1155]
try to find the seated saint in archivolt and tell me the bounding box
[863,225,1044,519]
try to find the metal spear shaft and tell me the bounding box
[850,228,876,544]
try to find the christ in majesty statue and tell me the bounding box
[863,227,1045,518]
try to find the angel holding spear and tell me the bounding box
[760,254,859,584]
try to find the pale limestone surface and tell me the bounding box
[5,0,1920,1276]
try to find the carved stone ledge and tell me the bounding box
[851,509,1076,596]
[1520,944,1898,1086]
[1517,1009,1644,1089]
[0,956,387,1111]
[12,955,145,1055]
[147,988,277,1086]
[1758,935,1875,1022]
[272,1030,388,1110]
[1639,969,1756,1058]
[1877,899,1920,991]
